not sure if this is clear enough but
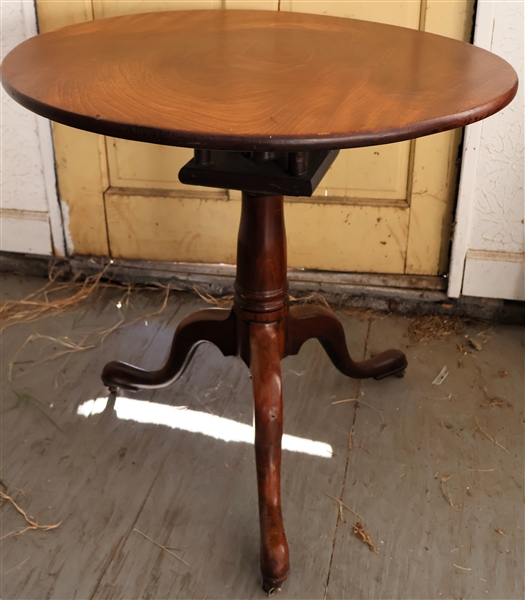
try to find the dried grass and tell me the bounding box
[453,564,471,571]
[332,396,385,428]
[474,418,510,454]
[484,397,513,409]
[2,274,175,434]
[2,265,176,336]
[133,528,189,566]
[3,558,30,575]
[0,491,61,540]
[7,278,172,387]
[353,522,379,553]
[9,334,96,382]
[467,468,495,473]
[289,292,331,309]
[409,315,464,343]
[0,266,111,333]
[193,287,233,308]
[0,270,390,338]
[193,288,333,310]
[439,475,462,511]
[324,492,364,522]
[457,342,470,367]
[2,269,178,428]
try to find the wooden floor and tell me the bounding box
[1,273,523,600]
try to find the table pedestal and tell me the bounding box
[102,192,407,591]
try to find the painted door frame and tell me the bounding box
[1,0,67,257]
[448,0,524,300]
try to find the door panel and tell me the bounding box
[105,189,238,263]
[322,143,411,201]
[104,190,410,273]
[406,128,463,274]
[282,0,421,28]
[286,201,409,273]
[107,140,218,194]
[38,0,475,275]
[92,0,222,20]
[108,139,411,201]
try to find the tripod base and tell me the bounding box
[102,304,406,589]
[102,192,407,591]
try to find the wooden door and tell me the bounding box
[37,0,474,276]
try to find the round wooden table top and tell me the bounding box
[1,10,518,152]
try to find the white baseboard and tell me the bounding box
[0,210,52,255]
[463,250,525,301]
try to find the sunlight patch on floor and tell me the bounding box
[77,397,333,458]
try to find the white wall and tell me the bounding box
[449,0,524,300]
[1,0,65,256]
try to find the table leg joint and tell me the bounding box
[101,308,236,391]
[286,304,407,379]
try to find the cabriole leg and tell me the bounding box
[102,308,235,391]
[249,321,290,592]
[287,304,407,380]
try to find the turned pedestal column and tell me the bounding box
[102,190,407,590]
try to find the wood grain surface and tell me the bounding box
[1,10,518,151]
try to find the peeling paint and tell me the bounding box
[469,3,524,256]
[59,199,75,255]
[2,1,49,213]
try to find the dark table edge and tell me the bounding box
[1,76,518,153]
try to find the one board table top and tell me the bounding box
[1,9,518,152]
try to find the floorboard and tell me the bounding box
[1,275,523,600]
[328,316,524,600]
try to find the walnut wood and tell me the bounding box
[287,304,407,379]
[101,308,235,391]
[1,10,518,152]
[250,321,290,591]
[234,193,288,323]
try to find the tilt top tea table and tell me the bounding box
[2,9,517,592]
